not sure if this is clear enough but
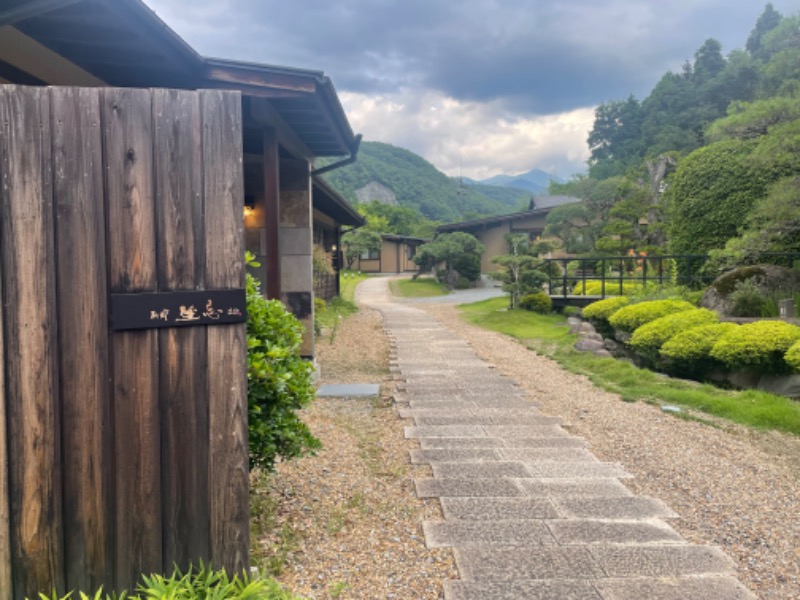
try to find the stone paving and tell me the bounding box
[357,277,755,600]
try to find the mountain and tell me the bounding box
[481,168,565,194]
[320,141,530,222]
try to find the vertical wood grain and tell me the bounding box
[0,93,11,600]
[153,89,210,569]
[0,85,64,598]
[263,127,281,299]
[202,91,249,574]
[51,86,112,593]
[103,87,162,590]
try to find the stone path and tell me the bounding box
[357,278,754,600]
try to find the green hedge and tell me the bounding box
[660,322,739,363]
[786,340,800,372]
[608,299,696,333]
[582,296,630,322]
[519,291,553,314]
[710,321,800,373]
[571,280,642,296]
[629,308,719,354]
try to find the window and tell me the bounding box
[407,245,417,260]
[360,248,380,260]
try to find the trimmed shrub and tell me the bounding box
[571,280,642,296]
[661,322,739,363]
[519,291,553,314]
[608,299,696,333]
[629,308,719,354]
[710,321,800,373]
[786,340,800,372]
[247,254,321,472]
[582,296,630,322]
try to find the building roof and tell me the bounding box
[312,177,365,228]
[2,0,359,158]
[382,234,429,244]
[436,209,550,233]
[529,195,583,210]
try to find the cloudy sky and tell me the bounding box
[145,0,795,180]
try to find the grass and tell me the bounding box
[390,277,448,298]
[460,296,800,436]
[339,270,370,303]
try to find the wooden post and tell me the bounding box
[263,127,281,299]
[201,90,249,575]
[0,85,64,598]
[0,128,11,600]
[51,87,112,592]
[153,89,210,569]
[103,87,163,590]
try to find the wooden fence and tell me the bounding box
[0,85,249,598]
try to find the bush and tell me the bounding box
[710,320,800,373]
[608,299,696,333]
[247,254,321,472]
[454,277,471,290]
[519,292,553,314]
[582,296,630,322]
[728,278,765,317]
[786,340,800,372]
[629,308,719,354]
[571,280,642,296]
[661,322,740,363]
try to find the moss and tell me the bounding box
[608,299,696,333]
[711,320,800,373]
[712,266,765,296]
[629,308,719,353]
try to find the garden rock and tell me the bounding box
[593,349,613,358]
[584,332,604,342]
[575,338,606,352]
[603,339,621,353]
[757,374,800,399]
[702,265,800,317]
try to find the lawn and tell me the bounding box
[390,277,448,298]
[460,297,800,436]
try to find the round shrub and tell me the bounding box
[786,340,800,372]
[519,291,553,314]
[608,299,696,333]
[571,280,642,296]
[629,308,719,354]
[660,322,739,363]
[710,321,800,373]
[582,296,630,322]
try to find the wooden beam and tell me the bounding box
[203,80,306,101]
[248,97,313,161]
[0,26,104,85]
[205,64,316,94]
[263,127,281,300]
[0,0,81,27]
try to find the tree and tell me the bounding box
[491,234,547,309]
[342,229,381,269]
[587,96,643,178]
[414,232,484,283]
[692,38,726,85]
[746,3,783,57]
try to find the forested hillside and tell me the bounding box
[547,3,799,271]
[321,141,529,222]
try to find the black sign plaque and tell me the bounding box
[110,289,247,331]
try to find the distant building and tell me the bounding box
[352,234,428,274]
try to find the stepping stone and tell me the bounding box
[484,425,569,438]
[499,448,597,462]
[501,437,587,449]
[315,383,380,397]
[410,449,502,463]
[590,545,735,577]
[415,478,524,498]
[431,462,531,479]
[443,579,601,600]
[555,496,678,519]
[441,497,560,520]
[524,462,631,479]
[455,546,605,580]
[546,519,683,545]
[519,479,633,498]
[405,425,485,438]
[423,520,556,547]
[593,575,756,600]
[418,438,506,449]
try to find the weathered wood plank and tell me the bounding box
[201,90,249,574]
[0,105,11,600]
[262,127,281,299]
[51,86,112,592]
[153,88,210,569]
[103,87,162,589]
[0,85,64,597]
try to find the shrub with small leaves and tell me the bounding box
[710,321,800,373]
[519,291,553,314]
[608,299,696,333]
[247,253,321,472]
[582,296,630,322]
[660,322,739,363]
[785,340,800,372]
[571,280,642,296]
[629,308,719,354]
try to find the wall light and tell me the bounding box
[243,195,255,217]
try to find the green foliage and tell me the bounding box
[581,296,631,322]
[491,234,547,308]
[415,232,484,282]
[246,254,320,472]
[628,308,718,354]
[728,278,765,317]
[391,277,448,298]
[608,299,696,332]
[355,200,437,238]
[710,320,800,373]
[785,340,800,372]
[519,291,553,314]
[571,280,642,296]
[320,141,525,222]
[32,565,301,599]
[342,228,381,269]
[661,322,739,362]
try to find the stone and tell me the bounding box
[592,349,613,358]
[701,264,800,317]
[574,338,605,352]
[578,322,597,335]
[603,338,620,352]
[583,332,604,342]
[757,373,800,398]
